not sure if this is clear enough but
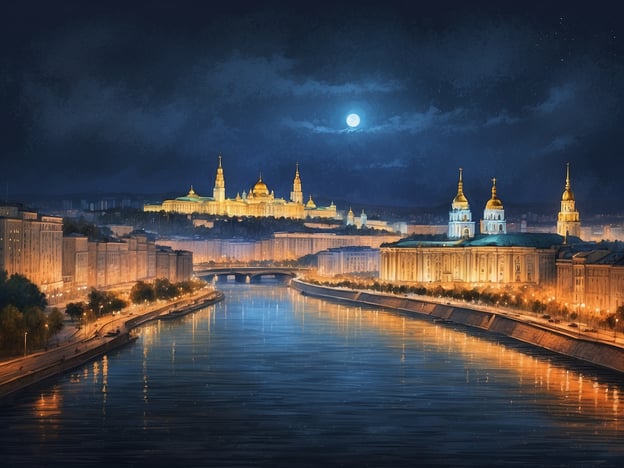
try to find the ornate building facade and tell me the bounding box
[380,233,562,287]
[380,167,580,288]
[144,156,338,220]
[557,163,581,238]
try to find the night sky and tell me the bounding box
[2,1,623,211]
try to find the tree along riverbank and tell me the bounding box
[290,278,624,374]
[0,288,224,399]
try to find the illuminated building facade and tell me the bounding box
[556,248,624,319]
[380,233,563,287]
[61,231,193,296]
[0,205,63,298]
[158,232,401,264]
[557,163,581,238]
[317,246,380,277]
[144,156,338,220]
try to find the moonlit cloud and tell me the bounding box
[531,83,577,114]
[1,2,622,209]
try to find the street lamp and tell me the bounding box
[83,312,87,339]
[615,318,619,342]
[24,331,28,356]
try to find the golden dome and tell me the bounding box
[453,192,468,205]
[306,195,316,209]
[187,185,199,198]
[485,177,503,210]
[252,176,269,197]
[561,188,574,201]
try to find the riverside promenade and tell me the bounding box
[291,278,624,374]
[0,287,223,399]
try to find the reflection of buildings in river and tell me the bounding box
[291,290,622,426]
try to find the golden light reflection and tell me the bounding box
[291,289,624,431]
[32,387,62,440]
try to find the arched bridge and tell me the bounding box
[194,264,308,283]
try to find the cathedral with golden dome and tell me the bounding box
[381,163,582,288]
[144,156,338,219]
[448,169,507,238]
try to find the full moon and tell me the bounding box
[346,113,360,128]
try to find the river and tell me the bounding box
[1,281,623,467]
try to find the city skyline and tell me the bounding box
[2,1,623,209]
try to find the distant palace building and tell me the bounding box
[144,156,338,220]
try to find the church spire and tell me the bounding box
[452,168,469,209]
[565,162,572,193]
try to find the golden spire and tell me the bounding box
[565,162,570,190]
[452,168,469,208]
[561,162,575,201]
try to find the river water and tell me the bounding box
[1,281,623,467]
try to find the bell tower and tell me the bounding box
[290,163,303,204]
[556,162,581,238]
[213,155,226,203]
[448,168,475,239]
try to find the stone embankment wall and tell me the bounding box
[291,279,624,374]
[0,333,136,399]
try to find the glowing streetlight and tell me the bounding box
[615,318,619,342]
[24,331,28,356]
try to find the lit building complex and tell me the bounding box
[159,232,400,264]
[144,156,338,220]
[1,205,193,302]
[0,205,63,297]
[381,164,580,288]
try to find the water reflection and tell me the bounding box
[292,288,623,431]
[2,282,623,467]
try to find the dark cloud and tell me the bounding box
[1,0,623,211]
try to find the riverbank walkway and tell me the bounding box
[0,287,220,398]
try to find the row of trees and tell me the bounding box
[129,278,206,304]
[64,278,207,324]
[306,277,624,330]
[0,271,64,357]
